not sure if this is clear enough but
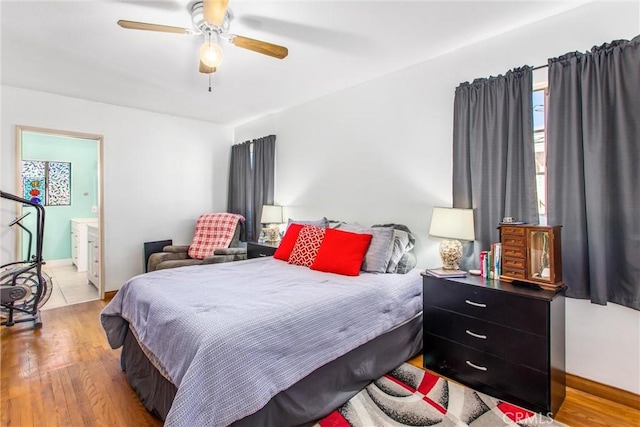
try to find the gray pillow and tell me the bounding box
[287,217,329,228]
[396,251,417,274]
[337,223,395,273]
[372,223,417,274]
[386,229,411,273]
[327,219,345,229]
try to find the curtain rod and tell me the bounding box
[532,64,548,71]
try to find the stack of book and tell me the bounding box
[480,243,502,279]
[423,268,468,278]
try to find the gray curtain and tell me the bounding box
[452,67,538,269]
[227,135,276,242]
[228,142,252,241]
[547,36,640,310]
[251,135,276,242]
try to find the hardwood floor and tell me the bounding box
[1,300,161,427]
[2,300,638,426]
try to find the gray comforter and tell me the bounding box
[101,257,422,426]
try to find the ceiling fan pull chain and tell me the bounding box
[208,32,212,92]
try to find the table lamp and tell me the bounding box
[260,205,284,242]
[429,207,475,270]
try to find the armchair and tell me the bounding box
[147,213,247,272]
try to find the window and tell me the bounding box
[533,86,548,225]
[22,160,72,206]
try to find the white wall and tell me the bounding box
[1,86,233,291]
[235,2,640,393]
[567,299,640,393]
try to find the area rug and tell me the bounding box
[315,363,564,427]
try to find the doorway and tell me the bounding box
[15,126,104,308]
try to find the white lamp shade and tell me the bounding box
[260,205,284,224]
[429,207,475,241]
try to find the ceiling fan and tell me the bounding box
[117,0,288,77]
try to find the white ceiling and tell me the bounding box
[1,1,587,126]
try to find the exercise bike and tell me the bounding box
[1,191,53,328]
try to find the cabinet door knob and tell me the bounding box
[465,329,487,339]
[464,299,487,308]
[465,360,488,371]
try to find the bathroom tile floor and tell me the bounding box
[41,263,99,310]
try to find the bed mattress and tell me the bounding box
[121,313,423,426]
[101,258,423,426]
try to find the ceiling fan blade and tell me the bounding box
[117,20,191,35]
[203,0,228,27]
[199,61,217,74]
[230,35,288,59]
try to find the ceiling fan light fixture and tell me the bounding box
[200,40,224,68]
[117,0,288,77]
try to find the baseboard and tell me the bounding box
[44,258,73,267]
[104,290,117,300]
[567,373,640,410]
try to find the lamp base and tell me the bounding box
[265,226,280,243]
[440,239,463,270]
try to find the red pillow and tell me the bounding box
[288,225,326,267]
[273,223,304,261]
[311,228,373,276]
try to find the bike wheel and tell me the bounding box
[0,266,53,314]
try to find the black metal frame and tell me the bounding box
[1,190,47,328]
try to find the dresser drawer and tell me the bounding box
[502,246,526,258]
[501,226,526,236]
[501,267,526,279]
[424,334,549,413]
[423,276,548,336]
[502,235,525,246]
[502,257,526,270]
[424,306,547,371]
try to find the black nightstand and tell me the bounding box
[247,241,279,259]
[422,273,566,416]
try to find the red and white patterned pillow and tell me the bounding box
[288,225,326,267]
[188,213,245,260]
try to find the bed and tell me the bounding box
[101,256,423,426]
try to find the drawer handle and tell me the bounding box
[466,360,488,371]
[259,253,267,257]
[464,299,486,308]
[465,330,487,340]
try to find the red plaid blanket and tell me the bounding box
[188,213,245,260]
